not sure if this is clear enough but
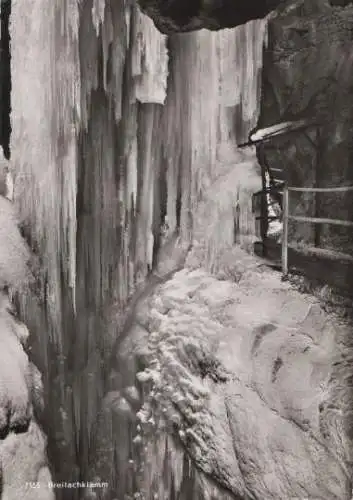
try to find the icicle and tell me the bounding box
[217,20,266,140]
[5,169,14,202]
[132,9,168,105]
[166,156,178,234]
[62,135,78,307]
[110,0,129,123]
[163,25,264,269]
[241,20,267,126]
[11,0,81,343]
[136,105,156,272]
[101,3,114,92]
[125,3,131,49]
[127,136,138,214]
[91,0,106,36]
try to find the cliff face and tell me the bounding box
[259,0,353,254]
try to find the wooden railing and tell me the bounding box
[282,185,353,275]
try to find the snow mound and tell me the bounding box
[117,250,352,499]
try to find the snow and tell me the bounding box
[0,422,54,500]
[250,119,309,142]
[107,247,353,499]
[0,286,53,496]
[0,292,30,428]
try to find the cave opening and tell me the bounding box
[0,0,11,160]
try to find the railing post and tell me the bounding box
[282,185,289,276]
[258,143,268,257]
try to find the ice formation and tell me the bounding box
[10,0,267,494]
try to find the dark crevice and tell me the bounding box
[0,0,11,159]
[271,356,283,383]
[176,161,182,230]
[152,156,167,269]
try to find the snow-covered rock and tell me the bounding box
[93,248,353,499]
[0,421,54,500]
[0,198,31,291]
[0,197,53,497]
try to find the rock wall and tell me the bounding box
[138,0,280,33]
[258,0,353,254]
[0,0,11,160]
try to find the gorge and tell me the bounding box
[0,0,353,499]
